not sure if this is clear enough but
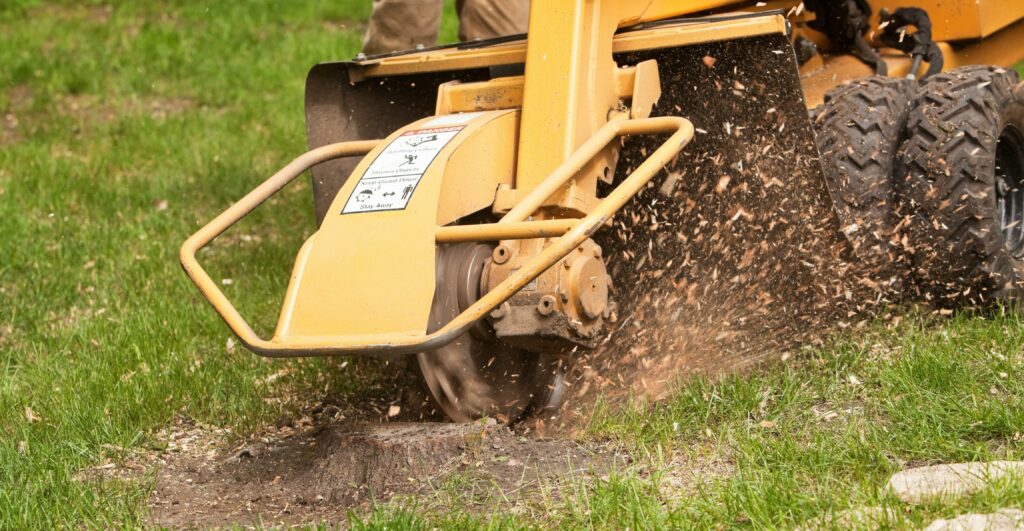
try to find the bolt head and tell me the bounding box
[490,302,510,319]
[492,245,512,264]
[537,295,557,316]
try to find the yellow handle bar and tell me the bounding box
[180,116,693,357]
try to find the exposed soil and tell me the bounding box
[147,411,622,528]
[659,448,737,499]
[2,113,20,146]
[27,3,114,24]
[59,93,196,126]
[1,83,196,148]
[1,85,32,146]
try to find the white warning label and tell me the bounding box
[341,126,464,214]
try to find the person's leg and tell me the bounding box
[457,0,530,41]
[362,0,443,55]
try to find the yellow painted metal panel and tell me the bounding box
[631,0,749,24]
[801,18,1024,108]
[357,14,787,79]
[937,19,1024,70]
[435,77,524,115]
[978,0,1024,37]
[275,111,514,340]
[436,111,518,225]
[610,15,788,54]
[516,1,618,189]
[870,0,1024,41]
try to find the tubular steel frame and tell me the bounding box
[180,116,693,357]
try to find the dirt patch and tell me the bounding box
[1,85,32,146]
[147,413,619,527]
[76,418,228,485]
[658,447,737,499]
[1,83,195,146]
[60,94,196,125]
[1,112,19,146]
[27,4,113,24]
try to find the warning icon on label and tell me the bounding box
[398,154,418,167]
[355,189,375,202]
[405,135,438,147]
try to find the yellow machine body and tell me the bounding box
[182,0,1024,358]
[275,111,518,342]
[871,0,1024,41]
[182,0,749,356]
[349,1,1024,108]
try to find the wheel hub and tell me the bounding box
[483,238,613,351]
[417,243,566,423]
[996,124,1024,257]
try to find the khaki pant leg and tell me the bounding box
[362,0,443,55]
[457,0,530,41]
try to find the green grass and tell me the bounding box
[353,312,1024,529]
[586,313,1024,527]
[0,1,390,527]
[0,1,1023,527]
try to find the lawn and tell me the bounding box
[2,1,1024,528]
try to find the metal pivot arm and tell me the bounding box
[180,116,693,358]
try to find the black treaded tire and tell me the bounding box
[814,76,915,281]
[897,65,1024,305]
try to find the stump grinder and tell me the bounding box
[182,1,1024,422]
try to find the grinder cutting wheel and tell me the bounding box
[181,1,1024,423]
[419,242,568,422]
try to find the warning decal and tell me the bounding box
[341,126,464,214]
